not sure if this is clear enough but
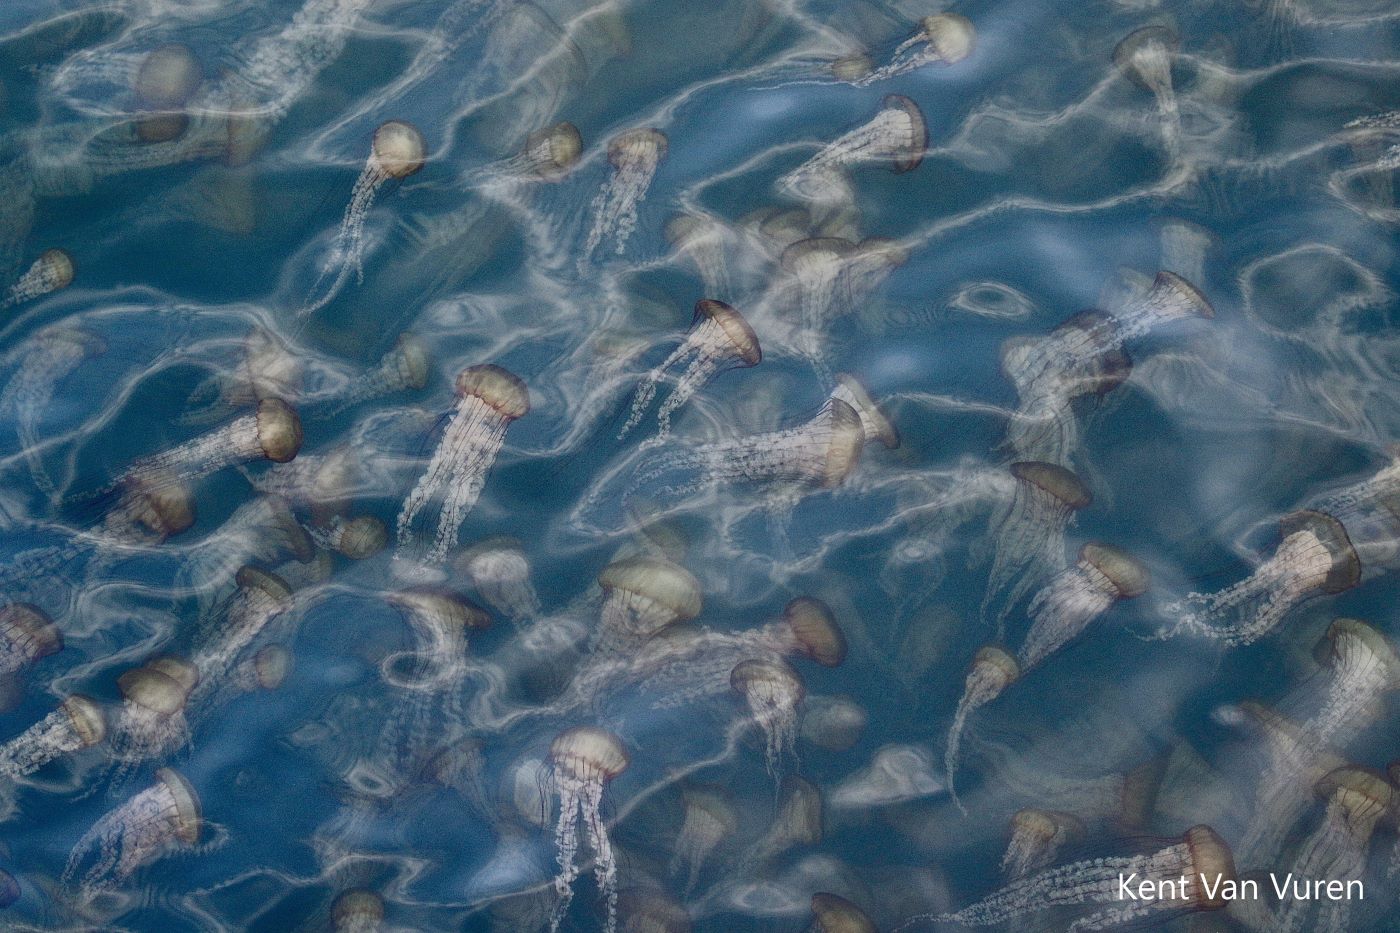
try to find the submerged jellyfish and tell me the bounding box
[800,694,868,752]
[304,120,426,315]
[810,892,876,933]
[2,249,74,308]
[980,461,1092,636]
[0,695,104,778]
[1018,544,1149,672]
[111,397,302,495]
[854,14,976,85]
[781,96,927,202]
[945,646,1020,814]
[64,768,201,894]
[665,211,737,299]
[905,825,1236,931]
[779,236,855,379]
[132,44,203,143]
[473,121,585,187]
[190,566,292,699]
[181,326,303,427]
[830,374,900,449]
[1305,618,1400,747]
[1113,26,1182,160]
[1275,767,1394,933]
[1171,455,1400,645]
[828,744,942,810]
[176,496,309,608]
[548,726,629,933]
[331,888,384,933]
[749,775,823,868]
[731,657,805,780]
[0,604,63,708]
[671,785,738,896]
[1156,218,1216,287]
[233,644,292,694]
[395,364,529,568]
[620,299,762,439]
[320,333,430,417]
[584,127,668,261]
[456,537,539,624]
[593,556,702,660]
[111,656,198,764]
[1,325,105,497]
[1000,809,1084,881]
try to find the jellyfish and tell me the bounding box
[617,398,864,535]
[190,567,293,700]
[592,556,702,660]
[319,333,430,418]
[584,128,668,261]
[670,785,737,896]
[979,461,1092,636]
[331,888,384,933]
[0,325,105,497]
[1305,619,1400,753]
[1018,544,1149,672]
[456,537,539,624]
[110,656,198,764]
[1156,218,1216,287]
[132,44,203,143]
[780,96,927,201]
[233,644,292,694]
[308,515,387,561]
[109,397,302,496]
[748,775,823,869]
[548,726,629,933]
[475,121,584,186]
[1170,455,1400,646]
[0,604,63,709]
[2,249,74,308]
[902,825,1236,931]
[999,311,1133,465]
[853,14,976,85]
[175,496,310,608]
[731,658,805,780]
[846,236,909,308]
[828,744,942,810]
[1082,271,1213,364]
[1001,809,1085,881]
[830,374,900,449]
[618,889,692,933]
[0,695,104,778]
[945,646,1020,814]
[1112,26,1182,160]
[395,364,529,568]
[665,211,737,299]
[180,326,303,427]
[620,299,762,439]
[800,694,868,752]
[304,120,426,315]
[778,237,855,380]
[810,892,876,933]
[63,768,200,894]
[1274,767,1393,933]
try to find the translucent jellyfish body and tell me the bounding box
[731,657,805,779]
[665,211,738,299]
[1156,218,1216,288]
[980,461,1093,635]
[0,695,104,778]
[621,299,762,439]
[945,646,1020,814]
[749,775,823,868]
[233,644,292,694]
[111,656,198,764]
[132,45,203,143]
[2,249,74,308]
[1172,456,1400,645]
[395,364,529,568]
[190,566,292,700]
[781,96,927,203]
[593,556,702,659]
[620,398,865,531]
[309,514,388,561]
[828,744,942,810]
[830,374,900,449]
[113,397,302,495]
[0,604,63,708]
[320,333,431,418]
[1000,809,1084,881]
[64,768,201,894]
[331,888,384,933]
[584,128,668,261]
[1,325,105,497]
[913,825,1236,931]
[1018,544,1149,671]
[1305,618,1400,747]
[181,326,303,427]
[999,311,1132,465]
[304,120,426,315]
[855,14,976,85]
[549,726,629,933]
[456,537,539,624]
[800,694,868,752]
[779,236,855,380]
[1112,26,1182,160]
[810,892,876,932]
[671,785,737,895]
[1273,767,1393,933]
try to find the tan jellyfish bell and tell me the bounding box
[732,657,806,779]
[63,767,202,892]
[0,694,106,779]
[671,785,738,895]
[810,892,876,933]
[523,121,584,179]
[332,888,385,932]
[595,555,703,656]
[584,127,669,260]
[945,646,1019,814]
[3,249,75,307]
[1018,543,1149,672]
[133,45,202,143]
[856,13,976,85]
[548,726,629,933]
[456,536,539,623]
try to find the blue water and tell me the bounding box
[0,0,1398,930]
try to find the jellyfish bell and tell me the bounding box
[1305,617,1400,744]
[810,892,876,933]
[0,693,106,779]
[585,127,669,259]
[371,120,426,180]
[1001,808,1084,880]
[945,646,1020,813]
[829,744,941,810]
[132,45,202,143]
[596,556,703,653]
[831,52,875,83]
[800,695,868,752]
[732,657,805,779]
[1019,543,1149,672]
[116,471,197,541]
[830,374,899,449]
[456,536,539,623]
[1112,25,1180,93]
[0,604,63,679]
[548,726,629,933]
[64,767,201,892]
[672,785,738,895]
[778,597,848,667]
[619,888,692,933]
[331,888,385,932]
[3,248,75,307]
[113,657,197,761]
[240,643,291,691]
[325,515,388,560]
[522,121,584,180]
[751,775,824,866]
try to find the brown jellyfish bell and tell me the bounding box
[855,14,976,85]
[1018,543,1149,671]
[2,248,74,308]
[945,646,1019,814]
[63,767,201,894]
[548,726,629,933]
[584,127,669,261]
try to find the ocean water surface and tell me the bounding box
[0,0,1398,930]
